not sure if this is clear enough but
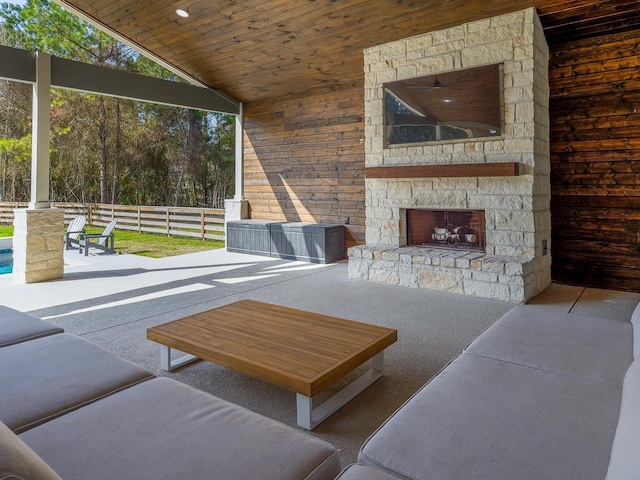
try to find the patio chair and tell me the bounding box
[64,215,87,250]
[79,219,117,256]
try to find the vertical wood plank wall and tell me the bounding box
[243,87,365,246]
[549,30,640,291]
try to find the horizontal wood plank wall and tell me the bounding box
[549,29,640,291]
[243,86,365,247]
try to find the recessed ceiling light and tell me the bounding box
[444,99,452,103]
[176,8,189,18]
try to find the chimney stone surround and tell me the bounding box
[348,8,551,303]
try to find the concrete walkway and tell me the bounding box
[2,247,639,465]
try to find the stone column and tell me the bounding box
[12,208,64,284]
[224,199,249,222]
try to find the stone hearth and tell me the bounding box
[348,8,551,303]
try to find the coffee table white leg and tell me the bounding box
[296,351,385,430]
[159,345,199,372]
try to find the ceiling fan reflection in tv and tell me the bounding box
[406,76,443,89]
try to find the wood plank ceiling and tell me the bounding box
[55,0,640,103]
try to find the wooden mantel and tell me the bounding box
[365,162,523,179]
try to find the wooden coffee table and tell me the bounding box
[146,299,397,429]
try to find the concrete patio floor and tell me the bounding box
[2,247,639,466]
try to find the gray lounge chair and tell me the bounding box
[79,219,117,256]
[64,216,87,250]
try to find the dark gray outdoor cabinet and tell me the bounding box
[226,220,283,256]
[270,222,345,264]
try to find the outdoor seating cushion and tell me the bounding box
[335,464,401,480]
[465,305,633,387]
[0,305,63,347]
[605,357,640,479]
[20,377,341,480]
[359,353,621,480]
[0,333,154,433]
[0,420,62,480]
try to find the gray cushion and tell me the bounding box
[605,358,640,480]
[632,303,640,358]
[335,464,401,480]
[0,333,154,433]
[0,305,63,347]
[0,420,62,480]
[20,377,341,480]
[465,305,633,387]
[359,353,621,480]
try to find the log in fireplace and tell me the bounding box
[407,209,486,252]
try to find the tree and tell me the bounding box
[0,135,30,201]
[207,114,236,207]
[0,7,32,202]
[0,0,236,207]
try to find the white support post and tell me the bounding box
[234,103,244,201]
[29,52,51,210]
[224,104,249,224]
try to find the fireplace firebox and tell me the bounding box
[407,209,486,252]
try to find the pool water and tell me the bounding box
[0,249,12,274]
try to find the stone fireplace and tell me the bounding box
[348,8,551,303]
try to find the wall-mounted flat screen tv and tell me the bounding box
[384,63,503,146]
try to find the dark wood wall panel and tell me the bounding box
[550,29,640,291]
[538,0,640,45]
[243,86,365,246]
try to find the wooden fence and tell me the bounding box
[0,202,226,241]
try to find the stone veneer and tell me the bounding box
[348,8,551,303]
[12,208,64,283]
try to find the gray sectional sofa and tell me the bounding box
[339,304,640,480]
[3,301,639,480]
[0,306,341,480]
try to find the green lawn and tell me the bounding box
[0,224,225,258]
